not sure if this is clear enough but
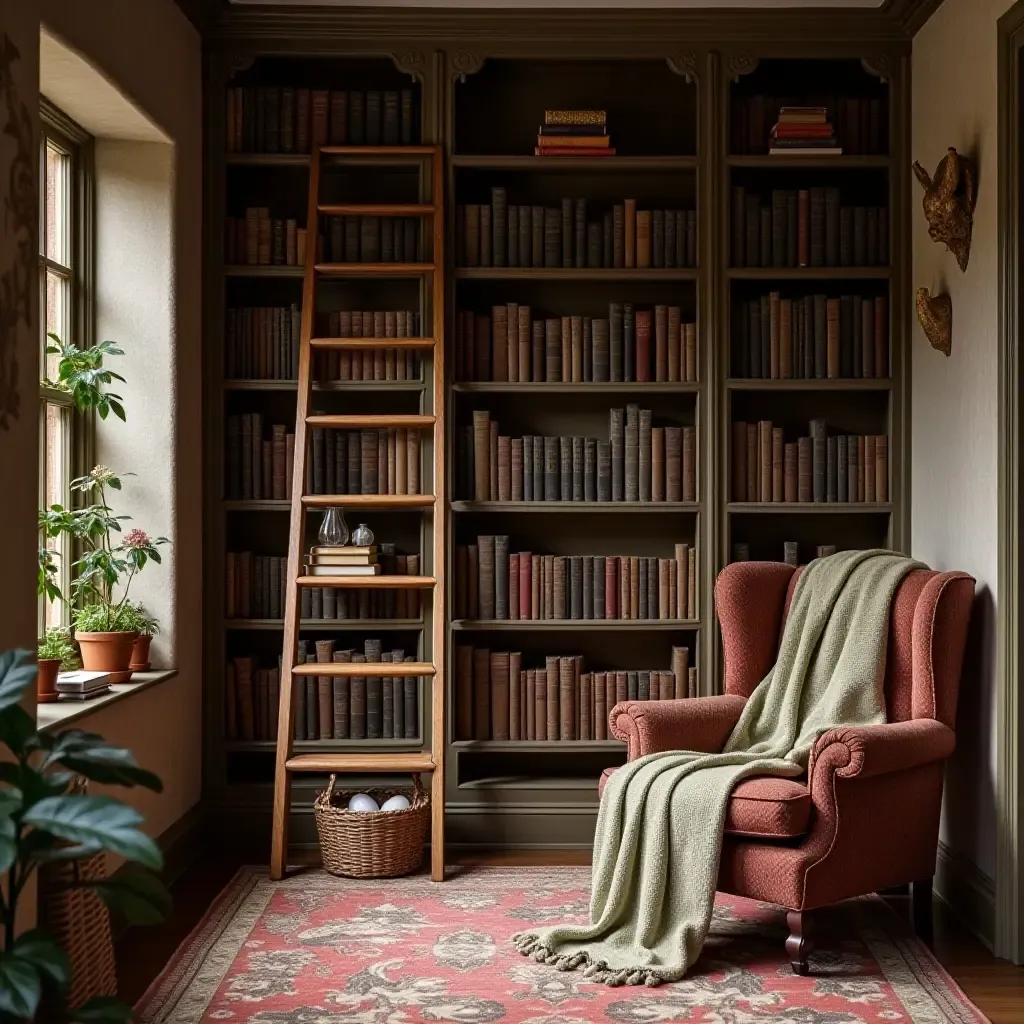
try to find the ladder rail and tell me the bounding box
[270,145,323,881]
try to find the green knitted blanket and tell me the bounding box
[513,549,920,986]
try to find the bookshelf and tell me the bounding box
[204,38,909,854]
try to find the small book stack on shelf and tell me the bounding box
[732,542,837,564]
[56,670,112,702]
[225,208,306,267]
[769,106,841,156]
[536,109,614,157]
[305,544,380,577]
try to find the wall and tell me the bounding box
[911,0,1013,928]
[38,0,203,847]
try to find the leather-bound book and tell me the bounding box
[665,426,682,502]
[381,653,395,739]
[554,556,568,619]
[349,653,366,739]
[364,639,383,740]
[456,646,473,739]
[491,305,508,383]
[675,543,689,619]
[609,408,625,501]
[558,657,575,740]
[772,427,784,503]
[798,436,812,502]
[810,419,827,503]
[682,426,696,502]
[638,671,650,702]
[517,305,531,382]
[732,420,747,501]
[569,556,583,619]
[608,302,623,382]
[509,653,522,740]
[593,555,606,619]
[840,207,853,267]
[574,198,588,269]
[665,306,681,382]
[490,651,510,741]
[784,442,798,503]
[672,646,689,700]
[518,205,531,268]
[768,291,780,380]
[624,420,640,502]
[491,187,507,268]
[314,639,336,740]
[613,204,625,268]
[582,555,594,620]
[522,436,534,501]
[636,210,652,269]
[472,647,491,740]
[658,559,670,620]
[495,535,510,620]
[797,188,810,267]
[570,435,583,501]
[875,435,888,502]
[531,320,544,383]
[630,555,641,618]
[826,436,838,503]
[610,670,623,706]
[544,207,560,268]
[560,198,573,268]
[510,438,523,503]
[506,202,519,268]
[472,411,490,501]
[638,409,653,502]
[687,548,696,619]
[635,310,652,383]
[594,673,607,739]
[809,187,825,267]
[496,435,511,502]
[758,420,772,502]
[596,440,612,502]
[779,299,793,380]
[814,294,828,379]
[623,303,636,382]
[533,435,545,500]
[664,208,677,269]
[771,189,787,268]
[865,435,877,503]
[546,656,559,742]
[825,188,841,266]
[536,666,549,741]
[542,555,554,618]
[467,544,479,619]
[874,297,887,378]
[852,205,867,267]
[759,205,772,268]
[377,429,389,496]
[605,556,619,619]
[578,672,591,741]
[624,198,637,268]
[584,437,598,501]
[825,298,840,379]
[591,318,610,384]
[478,535,496,619]
[651,427,666,502]
[545,318,561,382]
[653,305,668,382]
[531,204,545,266]
[518,553,532,619]
[532,555,541,619]
[837,435,849,503]
[855,435,866,501]
[526,669,537,740]
[652,210,665,269]
[744,193,760,267]
[555,436,569,501]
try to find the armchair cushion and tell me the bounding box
[610,694,747,760]
[600,768,811,839]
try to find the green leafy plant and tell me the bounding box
[36,628,80,671]
[0,649,171,1023]
[37,549,62,605]
[44,335,126,422]
[116,603,159,638]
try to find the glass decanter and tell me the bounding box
[351,522,375,547]
[318,507,350,547]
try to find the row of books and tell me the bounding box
[731,94,886,157]
[732,542,837,565]
[731,420,889,504]
[456,196,697,270]
[460,408,697,504]
[730,188,888,269]
[225,548,421,619]
[324,215,422,265]
[733,293,888,380]
[301,582,421,622]
[453,540,698,623]
[454,304,697,384]
[225,209,306,267]
[226,305,301,381]
[224,418,424,500]
[225,86,418,154]
[536,109,615,157]
[454,647,698,742]
[225,658,281,741]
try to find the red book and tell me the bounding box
[509,553,520,621]
[311,90,330,149]
[518,553,532,619]
[534,147,617,157]
[536,135,611,149]
[635,310,652,383]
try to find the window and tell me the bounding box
[38,101,93,632]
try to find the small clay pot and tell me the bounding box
[36,659,60,703]
[75,631,138,684]
[130,634,152,672]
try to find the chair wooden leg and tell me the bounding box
[785,910,814,976]
[912,877,934,941]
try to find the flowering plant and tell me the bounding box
[39,467,169,632]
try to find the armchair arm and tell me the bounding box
[808,719,956,784]
[610,694,747,760]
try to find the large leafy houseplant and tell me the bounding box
[38,338,169,681]
[0,649,171,1023]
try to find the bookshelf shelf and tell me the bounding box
[224,379,427,392]
[225,153,312,168]
[452,739,624,751]
[450,501,701,514]
[317,202,437,216]
[291,660,435,677]
[225,618,425,631]
[452,382,701,395]
[286,752,435,773]
[301,494,436,508]
[225,265,304,278]
[228,738,424,752]
[310,337,438,351]
[451,155,698,171]
[726,267,890,281]
[726,378,892,392]
[315,262,436,277]
[726,155,892,169]
[454,268,699,282]
[295,574,437,589]
[452,619,701,632]
[727,502,893,515]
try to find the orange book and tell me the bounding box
[536,135,612,149]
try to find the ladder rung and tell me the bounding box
[302,494,435,508]
[292,662,435,678]
[310,337,437,351]
[315,263,435,277]
[296,574,437,589]
[318,203,436,216]
[320,145,436,158]
[305,413,435,429]
[286,752,435,773]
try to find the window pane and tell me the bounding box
[45,269,68,380]
[44,141,69,265]
[43,402,68,631]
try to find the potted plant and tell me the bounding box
[38,337,170,683]
[35,626,80,703]
[0,649,170,1023]
[125,602,159,672]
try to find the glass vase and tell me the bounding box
[318,507,350,547]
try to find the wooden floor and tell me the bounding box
[118,853,1024,1022]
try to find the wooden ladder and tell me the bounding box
[270,145,446,882]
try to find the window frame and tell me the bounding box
[39,98,95,632]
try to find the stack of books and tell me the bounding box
[56,671,113,702]
[305,544,381,577]
[536,110,615,157]
[769,106,841,156]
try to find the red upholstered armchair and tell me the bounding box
[603,561,975,974]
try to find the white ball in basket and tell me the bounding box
[380,794,411,812]
[346,793,379,813]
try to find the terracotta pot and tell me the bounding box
[75,631,138,684]
[129,634,152,672]
[36,659,60,703]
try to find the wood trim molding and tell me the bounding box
[996,0,1024,967]
[935,840,996,950]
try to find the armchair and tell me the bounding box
[602,561,975,974]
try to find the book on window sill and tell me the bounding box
[304,563,382,577]
[56,670,113,690]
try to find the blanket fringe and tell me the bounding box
[510,932,669,987]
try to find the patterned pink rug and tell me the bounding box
[137,866,988,1023]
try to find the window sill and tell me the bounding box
[37,669,179,734]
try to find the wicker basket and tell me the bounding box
[314,773,428,878]
[39,850,117,1012]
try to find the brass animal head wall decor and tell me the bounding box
[916,287,952,357]
[912,147,976,272]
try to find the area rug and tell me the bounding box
[136,866,988,1024]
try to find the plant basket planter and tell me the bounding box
[76,630,138,683]
[314,773,428,878]
[130,634,153,672]
[36,658,60,703]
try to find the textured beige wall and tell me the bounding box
[39,0,202,842]
[911,0,1014,883]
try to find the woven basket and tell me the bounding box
[39,849,117,1011]
[314,773,428,878]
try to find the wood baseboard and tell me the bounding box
[935,839,996,950]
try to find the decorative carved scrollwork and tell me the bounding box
[224,51,257,82]
[451,52,486,82]
[727,53,759,82]
[861,54,894,83]
[391,51,426,81]
[666,53,699,84]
